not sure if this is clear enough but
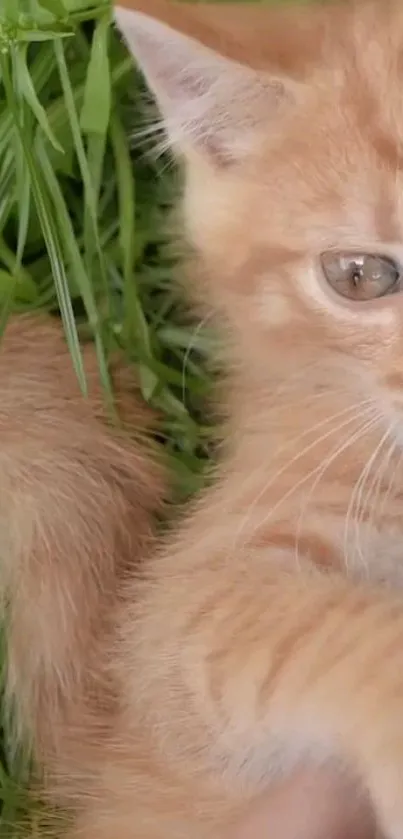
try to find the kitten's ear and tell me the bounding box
[114,5,301,165]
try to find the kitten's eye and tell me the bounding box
[320,252,400,300]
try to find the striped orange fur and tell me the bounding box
[4,1,403,838]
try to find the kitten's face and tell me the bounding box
[185,65,403,412]
[116,0,403,422]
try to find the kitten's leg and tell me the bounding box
[126,562,403,839]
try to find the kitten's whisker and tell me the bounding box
[356,432,398,566]
[343,425,389,570]
[294,412,383,569]
[252,359,350,414]
[232,398,375,530]
[348,426,394,572]
[250,413,379,551]
[234,403,376,550]
[264,359,337,404]
[238,387,354,430]
[379,447,403,516]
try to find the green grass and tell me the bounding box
[0,0,219,832]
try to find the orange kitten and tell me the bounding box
[112,2,403,836]
[5,1,403,837]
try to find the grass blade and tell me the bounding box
[0,48,87,392]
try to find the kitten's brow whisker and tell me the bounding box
[131,117,173,162]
